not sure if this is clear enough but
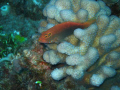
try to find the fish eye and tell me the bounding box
[44,33,52,38]
[45,35,48,38]
[48,33,52,37]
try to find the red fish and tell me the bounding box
[38,19,96,43]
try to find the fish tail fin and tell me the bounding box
[88,17,96,24]
[84,17,96,27]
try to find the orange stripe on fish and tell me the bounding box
[38,18,96,43]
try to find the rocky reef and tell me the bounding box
[0,0,120,90]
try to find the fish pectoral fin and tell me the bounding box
[52,37,59,42]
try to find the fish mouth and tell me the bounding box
[38,38,48,43]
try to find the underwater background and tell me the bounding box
[0,0,120,90]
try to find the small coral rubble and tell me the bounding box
[38,0,120,87]
[0,37,53,90]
